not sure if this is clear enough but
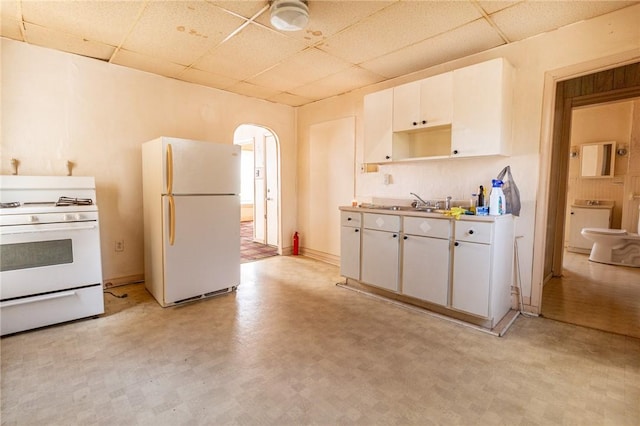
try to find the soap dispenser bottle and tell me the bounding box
[489,179,505,216]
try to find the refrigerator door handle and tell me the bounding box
[166,143,174,194]
[168,195,176,245]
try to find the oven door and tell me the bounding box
[0,220,103,300]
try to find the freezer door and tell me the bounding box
[163,138,240,195]
[162,194,240,304]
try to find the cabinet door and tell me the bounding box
[340,226,361,280]
[568,207,611,251]
[402,235,449,305]
[393,81,421,132]
[361,229,400,292]
[364,88,393,163]
[420,72,453,128]
[452,58,511,157]
[452,241,491,318]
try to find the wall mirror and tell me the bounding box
[580,141,616,178]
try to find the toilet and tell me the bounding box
[581,205,640,267]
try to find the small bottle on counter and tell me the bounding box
[478,185,484,207]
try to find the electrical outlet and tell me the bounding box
[115,240,124,252]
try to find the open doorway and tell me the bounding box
[234,124,280,263]
[540,62,640,338]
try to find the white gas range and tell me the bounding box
[0,176,105,336]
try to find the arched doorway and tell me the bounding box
[234,124,280,262]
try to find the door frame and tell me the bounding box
[531,55,640,311]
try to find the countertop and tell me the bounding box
[339,205,512,222]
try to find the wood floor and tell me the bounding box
[2,256,639,425]
[541,250,640,339]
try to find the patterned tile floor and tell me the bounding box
[241,221,278,263]
[1,256,639,425]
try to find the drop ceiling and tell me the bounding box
[1,1,637,107]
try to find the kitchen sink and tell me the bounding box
[359,204,447,214]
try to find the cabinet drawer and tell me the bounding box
[404,217,451,239]
[363,213,400,232]
[455,221,492,244]
[341,211,362,228]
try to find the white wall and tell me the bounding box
[1,38,296,284]
[296,4,640,311]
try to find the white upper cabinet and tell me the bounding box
[393,72,453,132]
[451,58,514,158]
[362,57,514,164]
[363,88,393,163]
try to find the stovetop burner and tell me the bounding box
[0,202,21,209]
[55,196,93,207]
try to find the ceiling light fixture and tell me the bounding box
[270,0,309,32]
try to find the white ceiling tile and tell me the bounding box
[179,67,240,90]
[225,81,282,99]
[476,1,523,15]
[21,1,143,47]
[289,66,385,99]
[255,0,395,45]
[1,16,24,41]
[194,23,308,80]
[491,1,638,42]
[122,1,245,66]
[361,19,506,78]
[209,1,269,19]
[23,22,115,61]
[110,49,186,79]
[247,47,353,92]
[267,92,313,107]
[318,1,482,64]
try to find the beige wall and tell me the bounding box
[296,4,640,311]
[0,39,296,284]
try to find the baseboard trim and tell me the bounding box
[104,274,144,288]
[300,248,339,266]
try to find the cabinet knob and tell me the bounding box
[347,217,352,221]
[385,155,391,160]
[403,235,408,240]
[570,212,574,215]
[412,121,418,126]
[355,229,359,233]
[422,120,427,125]
[393,234,398,238]
[454,242,459,246]
[452,149,459,155]
[468,229,474,235]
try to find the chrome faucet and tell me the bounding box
[410,192,429,208]
[445,196,452,210]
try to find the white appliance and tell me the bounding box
[0,176,105,336]
[142,136,241,307]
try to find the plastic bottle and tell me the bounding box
[489,179,505,216]
[478,185,484,207]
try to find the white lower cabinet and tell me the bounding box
[451,238,491,317]
[340,212,362,280]
[401,217,451,306]
[361,214,400,292]
[451,218,514,324]
[339,208,514,328]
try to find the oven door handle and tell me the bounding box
[1,290,77,308]
[0,224,97,235]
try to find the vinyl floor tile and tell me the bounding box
[1,256,639,425]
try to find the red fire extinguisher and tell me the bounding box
[293,232,299,255]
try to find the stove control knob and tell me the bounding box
[29,215,38,223]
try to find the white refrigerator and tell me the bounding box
[142,136,241,307]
